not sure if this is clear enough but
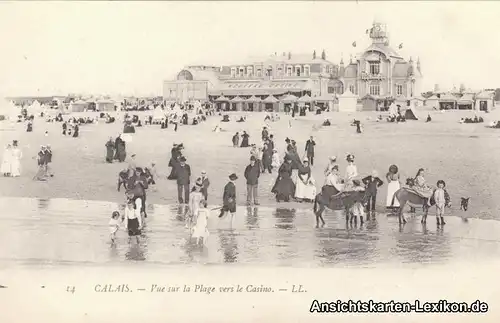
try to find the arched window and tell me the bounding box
[239,67,245,77]
[349,84,355,94]
[287,66,293,76]
[247,66,253,77]
[230,67,236,78]
[177,70,194,81]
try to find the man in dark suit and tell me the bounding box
[305,136,316,166]
[244,157,260,206]
[176,156,191,204]
[219,173,238,218]
[362,171,384,214]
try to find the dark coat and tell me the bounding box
[176,164,191,185]
[305,139,316,157]
[223,182,236,205]
[244,163,261,185]
[362,176,384,195]
[200,176,210,196]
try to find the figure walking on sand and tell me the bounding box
[105,137,115,163]
[10,140,22,177]
[124,200,142,244]
[191,200,210,246]
[1,144,12,177]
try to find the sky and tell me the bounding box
[1,1,499,97]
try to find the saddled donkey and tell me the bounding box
[391,178,450,224]
[313,190,368,227]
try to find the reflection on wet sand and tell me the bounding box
[0,197,499,268]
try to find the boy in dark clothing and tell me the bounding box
[219,173,238,218]
[304,136,316,166]
[244,157,260,206]
[362,170,384,215]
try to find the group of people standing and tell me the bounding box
[1,140,23,177]
[105,135,127,163]
[33,145,53,181]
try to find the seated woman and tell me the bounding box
[412,168,433,206]
[322,119,331,126]
[295,159,316,202]
[321,165,343,198]
[221,115,230,122]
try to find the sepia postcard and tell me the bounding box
[0,1,499,322]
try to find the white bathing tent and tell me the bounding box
[338,89,357,112]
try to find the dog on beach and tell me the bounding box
[460,197,470,211]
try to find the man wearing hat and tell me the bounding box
[261,126,269,142]
[244,157,260,206]
[362,170,384,215]
[219,173,238,218]
[304,136,316,166]
[176,156,191,204]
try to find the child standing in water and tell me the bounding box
[191,199,210,246]
[434,180,447,226]
[109,211,123,243]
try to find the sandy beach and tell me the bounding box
[0,109,499,219]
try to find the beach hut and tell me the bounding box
[409,95,426,108]
[245,95,262,112]
[312,93,335,111]
[404,107,419,120]
[475,91,495,112]
[338,89,357,112]
[215,95,230,111]
[281,94,298,113]
[457,94,474,110]
[262,95,279,112]
[230,96,245,111]
[97,99,115,112]
[71,100,88,112]
[439,93,457,110]
[360,94,377,111]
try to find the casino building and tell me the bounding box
[163,21,423,111]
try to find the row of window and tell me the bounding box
[230,65,312,78]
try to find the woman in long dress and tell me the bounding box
[271,157,295,202]
[10,141,22,177]
[294,159,316,202]
[105,137,115,163]
[386,164,400,209]
[1,144,12,176]
[343,154,358,191]
[240,131,250,147]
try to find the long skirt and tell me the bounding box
[272,176,295,200]
[191,211,209,239]
[386,180,400,208]
[10,158,21,177]
[295,177,316,200]
[127,218,141,236]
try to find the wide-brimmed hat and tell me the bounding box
[229,173,238,180]
[389,164,398,174]
[179,156,186,162]
[436,180,446,187]
[332,165,339,171]
[329,156,337,162]
[303,158,309,163]
[195,178,203,187]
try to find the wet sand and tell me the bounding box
[0,197,499,268]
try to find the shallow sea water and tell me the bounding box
[0,197,499,268]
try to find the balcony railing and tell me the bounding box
[361,72,385,81]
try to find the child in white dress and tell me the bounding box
[191,200,210,246]
[109,211,123,243]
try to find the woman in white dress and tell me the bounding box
[385,164,400,209]
[343,154,358,191]
[10,141,22,177]
[1,144,12,176]
[187,180,204,228]
[295,159,316,202]
[191,199,210,246]
[271,149,281,171]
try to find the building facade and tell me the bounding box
[163,21,422,104]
